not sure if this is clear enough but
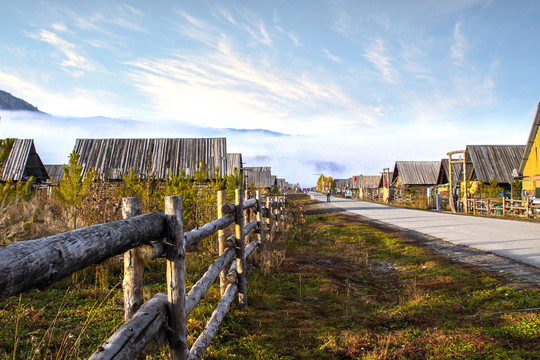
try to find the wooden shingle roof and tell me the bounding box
[1,139,48,182]
[437,159,465,185]
[392,161,439,186]
[466,145,525,184]
[44,165,65,183]
[73,138,228,180]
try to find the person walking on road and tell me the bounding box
[326,188,331,203]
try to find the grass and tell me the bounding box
[1,194,539,359]
[203,195,540,359]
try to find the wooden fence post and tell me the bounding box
[217,190,227,297]
[503,197,506,216]
[122,197,144,323]
[266,196,273,242]
[256,190,265,251]
[165,196,188,360]
[244,190,251,244]
[235,189,247,308]
[487,199,491,216]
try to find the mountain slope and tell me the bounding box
[0,90,41,112]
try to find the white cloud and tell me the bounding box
[323,49,341,63]
[29,30,95,74]
[364,38,398,83]
[51,22,67,32]
[451,21,467,62]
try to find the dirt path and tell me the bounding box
[307,201,540,288]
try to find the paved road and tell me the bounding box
[310,192,540,269]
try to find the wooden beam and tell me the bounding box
[217,190,227,296]
[0,211,166,301]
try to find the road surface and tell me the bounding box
[309,192,540,269]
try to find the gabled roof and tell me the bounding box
[437,159,464,185]
[519,103,540,175]
[466,145,525,184]
[73,138,228,180]
[1,139,48,182]
[392,161,439,186]
[244,166,273,188]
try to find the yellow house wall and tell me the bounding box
[523,126,540,195]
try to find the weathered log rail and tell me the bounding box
[0,190,288,360]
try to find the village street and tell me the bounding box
[309,192,540,269]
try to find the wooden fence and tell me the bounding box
[466,197,540,219]
[0,190,287,359]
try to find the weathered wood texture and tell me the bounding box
[185,248,235,316]
[184,214,235,248]
[44,164,64,182]
[89,293,168,360]
[466,145,525,185]
[0,211,166,301]
[187,282,238,360]
[165,196,188,360]
[122,198,144,323]
[217,190,228,296]
[235,190,247,308]
[244,166,273,188]
[225,153,242,175]
[1,138,48,182]
[73,138,228,180]
[392,161,440,186]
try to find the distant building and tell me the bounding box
[244,167,273,188]
[391,161,440,190]
[1,139,48,182]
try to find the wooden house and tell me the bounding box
[518,103,540,197]
[244,167,273,188]
[391,161,440,190]
[465,145,524,189]
[333,178,351,191]
[436,159,464,186]
[358,175,380,198]
[73,138,228,180]
[1,139,48,182]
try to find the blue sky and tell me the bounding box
[1,0,539,186]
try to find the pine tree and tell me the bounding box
[54,150,95,229]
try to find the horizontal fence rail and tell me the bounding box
[0,190,288,360]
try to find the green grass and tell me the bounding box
[203,196,540,359]
[1,194,539,359]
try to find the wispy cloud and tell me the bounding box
[67,4,145,33]
[451,21,467,63]
[364,38,398,83]
[322,49,341,63]
[29,29,94,75]
[125,18,380,133]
